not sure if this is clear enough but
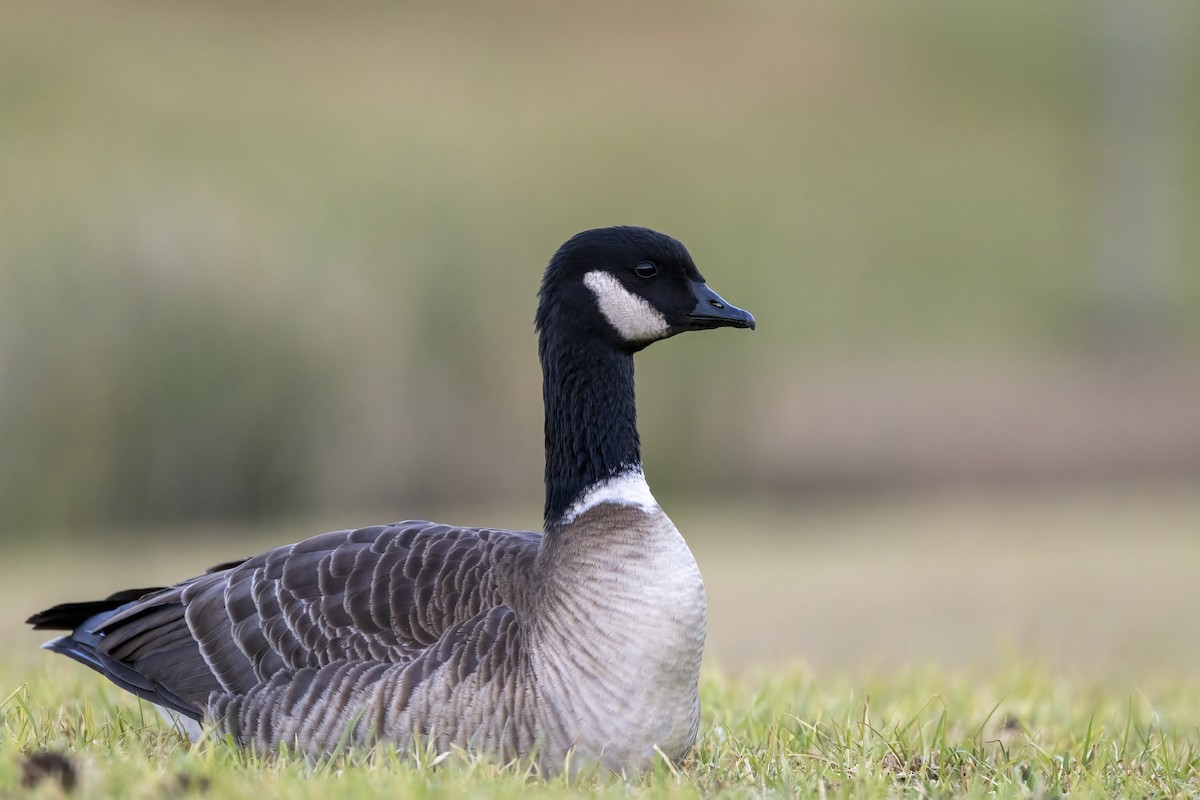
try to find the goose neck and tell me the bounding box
[540,337,641,529]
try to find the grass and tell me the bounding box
[4,659,1200,798]
[4,490,1200,797]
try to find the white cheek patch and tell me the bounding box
[583,270,670,343]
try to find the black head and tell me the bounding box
[536,226,755,353]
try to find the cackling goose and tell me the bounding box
[28,226,755,773]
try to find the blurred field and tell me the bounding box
[2,1,1198,532]
[9,487,1199,676]
[690,488,1200,674]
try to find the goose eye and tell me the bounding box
[634,262,659,279]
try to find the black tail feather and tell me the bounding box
[28,587,204,722]
[26,588,165,630]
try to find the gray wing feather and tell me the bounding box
[90,521,541,711]
[213,603,525,753]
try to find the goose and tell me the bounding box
[27,226,755,773]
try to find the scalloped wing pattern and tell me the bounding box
[90,522,541,713]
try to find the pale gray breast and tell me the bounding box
[528,503,707,769]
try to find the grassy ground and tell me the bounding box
[4,490,1199,796]
[5,658,1200,798]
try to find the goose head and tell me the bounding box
[536,226,755,353]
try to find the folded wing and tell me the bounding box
[28,521,541,718]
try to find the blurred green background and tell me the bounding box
[3,1,1199,670]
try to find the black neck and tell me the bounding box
[540,335,641,529]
